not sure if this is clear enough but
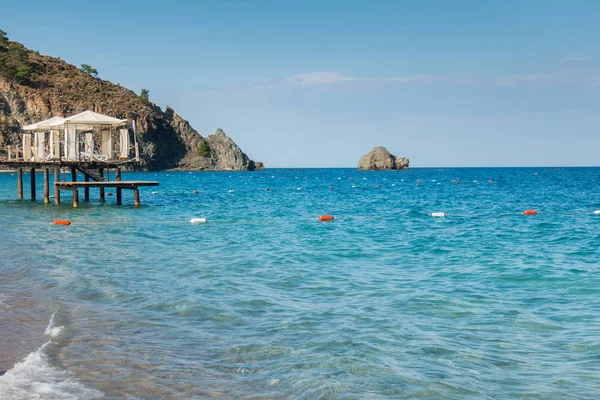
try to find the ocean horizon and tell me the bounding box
[1,167,599,399]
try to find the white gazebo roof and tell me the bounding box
[22,116,68,131]
[51,110,127,127]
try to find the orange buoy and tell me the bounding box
[523,210,537,215]
[319,215,334,221]
[52,220,71,225]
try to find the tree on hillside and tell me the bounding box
[197,141,211,157]
[80,64,98,77]
[139,88,150,104]
[0,30,8,41]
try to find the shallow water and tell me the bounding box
[0,167,599,399]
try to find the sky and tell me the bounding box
[2,0,599,167]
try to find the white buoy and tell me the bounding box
[352,185,358,188]
[430,212,446,217]
[152,191,158,195]
[297,188,302,191]
[594,210,600,215]
[392,184,396,186]
[190,218,207,224]
[228,190,235,193]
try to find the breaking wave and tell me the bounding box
[0,313,103,400]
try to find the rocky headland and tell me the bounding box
[358,146,409,170]
[0,30,262,171]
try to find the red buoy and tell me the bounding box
[319,215,334,221]
[523,210,537,215]
[52,220,71,225]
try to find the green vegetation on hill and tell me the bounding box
[0,30,33,84]
[139,88,150,104]
[197,141,211,157]
[79,64,98,78]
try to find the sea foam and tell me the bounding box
[0,313,103,400]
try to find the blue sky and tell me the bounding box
[2,0,599,167]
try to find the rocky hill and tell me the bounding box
[0,30,263,171]
[358,146,409,170]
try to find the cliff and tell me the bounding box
[0,31,262,171]
[358,146,409,170]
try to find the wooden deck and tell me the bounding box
[54,181,159,207]
[0,160,135,169]
[55,181,159,188]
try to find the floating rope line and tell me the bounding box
[1,209,599,228]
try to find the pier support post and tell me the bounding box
[17,168,23,200]
[133,187,140,207]
[71,167,77,182]
[116,187,122,205]
[84,174,90,201]
[43,168,49,204]
[54,167,60,205]
[72,188,79,208]
[30,168,36,202]
[99,168,105,202]
[116,168,121,182]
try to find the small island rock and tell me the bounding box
[358,146,409,170]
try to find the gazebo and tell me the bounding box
[2,111,157,207]
[16,110,138,163]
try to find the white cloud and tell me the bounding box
[494,73,552,86]
[387,75,433,83]
[282,72,358,85]
[281,72,438,86]
[561,56,593,63]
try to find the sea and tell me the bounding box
[0,167,599,399]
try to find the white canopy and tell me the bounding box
[51,110,127,127]
[22,116,67,131]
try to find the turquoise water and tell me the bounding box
[0,168,599,399]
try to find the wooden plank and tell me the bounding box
[99,168,105,202]
[30,168,36,202]
[54,166,60,205]
[44,168,49,204]
[72,188,79,208]
[17,168,23,200]
[54,181,159,188]
[84,175,90,201]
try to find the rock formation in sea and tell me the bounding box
[358,146,409,170]
[177,128,265,171]
[0,31,262,171]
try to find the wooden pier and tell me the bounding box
[55,180,159,207]
[2,162,159,207]
[2,110,159,208]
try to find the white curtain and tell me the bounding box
[35,132,45,161]
[119,128,129,159]
[84,132,93,157]
[101,131,112,159]
[50,129,60,159]
[64,126,77,160]
[23,134,32,161]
